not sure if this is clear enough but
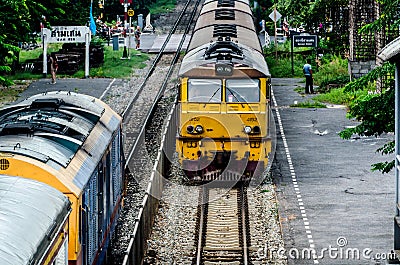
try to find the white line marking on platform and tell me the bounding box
[100,78,116,100]
[272,86,318,264]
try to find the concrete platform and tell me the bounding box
[272,78,395,264]
[109,33,190,53]
[136,33,191,53]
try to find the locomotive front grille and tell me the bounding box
[213,24,237,38]
[217,0,235,7]
[0,158,10,170]
[215,9,235,20]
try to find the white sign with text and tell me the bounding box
[42,26,90,43]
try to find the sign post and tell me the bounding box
[128,9,134,58]
[42,26,91,77]
[269,7,282,58]
[120,0,132,59]
[291,34,318,76]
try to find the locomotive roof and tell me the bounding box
[0,175,70,265]
[202,0,250,7]
[201,0,251,15]
[179,41,270,77]
[188,22,261,53]
[0,91,122,196]
[188,1,261,53]
[197,10,255,30]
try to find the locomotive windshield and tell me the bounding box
[188,79,222,103]
[226,79,260,103]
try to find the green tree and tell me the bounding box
[0,0,32,86]
[339,63,395,173]
[339,0,399,174]
[358,0,400,34]
[0,0,93,87]
[276,0,311,28]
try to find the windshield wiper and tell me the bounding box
[226,87,245,108]
[203,87,221,107]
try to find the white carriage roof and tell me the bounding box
[0,91,120,168]
[378,36,400,63]
[0,175,70,265]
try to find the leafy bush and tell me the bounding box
[265,55,304,77]
[313,55,349,91]
[148,0,176,14]
[318,74,350,93]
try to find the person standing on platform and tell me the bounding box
[48,54,58,84]
[303,58,314,94]
[134,26,141,50]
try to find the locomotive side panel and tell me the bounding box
[0,92,124,265]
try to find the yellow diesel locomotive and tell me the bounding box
[177,0,273,182]
[0,92,124,265]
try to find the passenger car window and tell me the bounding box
[226,79,260,102]
[188,79,222,103]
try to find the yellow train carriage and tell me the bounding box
[0,92,124,265]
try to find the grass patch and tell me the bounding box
[294,86,305,93]
[19,43,63,62]
[72,46,150,78]
[313,55,349,91]
[312,86,370,106]
[11,44,150,80]
[266,56,305,77]
[149,0,176,14]
[0,81,28,105]
[313,87,352,105]
[290,100,326,108]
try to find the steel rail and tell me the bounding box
[241,186,249,265]
[123,0,198,171]
[156,0,202,102]
[195,187,207,265]
[195,186,250,265]
[121,0,193,120]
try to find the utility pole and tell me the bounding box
[274,6,277,46]
[274,6,277,59]
[120,0,131,59]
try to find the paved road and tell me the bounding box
[11,78,126,105]
[271,78,395,265]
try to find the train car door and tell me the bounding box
[81,195,88,265]
[105,151,112,228]
[97,162,105,246]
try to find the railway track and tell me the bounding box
[122,0,202,160]
[109,0,203,263]
[196,185,250,265]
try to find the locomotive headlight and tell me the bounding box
[244,126,252,134]
[215,63,233,76]
[187,125,194,133]
[253,126,261,134]
[195,125,204,134]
